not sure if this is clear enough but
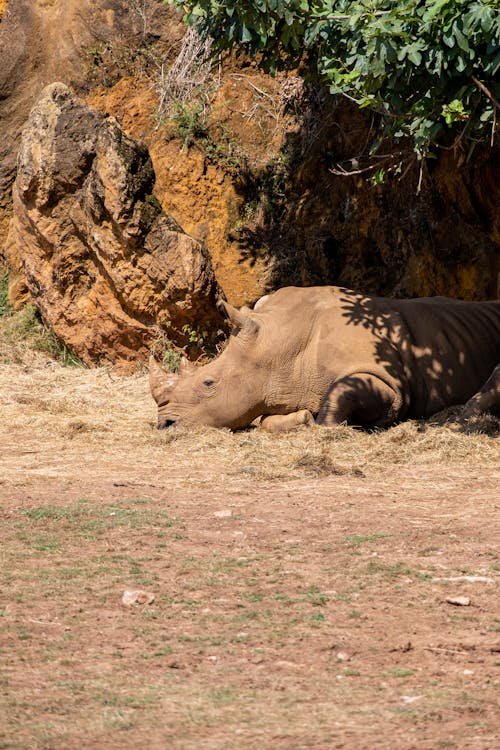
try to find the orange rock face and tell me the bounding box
[7,83,222,368]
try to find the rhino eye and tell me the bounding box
[203,378,215,387]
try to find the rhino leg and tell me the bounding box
[317,373,403,428]
[461,364,500,418]
[260,410,315,433]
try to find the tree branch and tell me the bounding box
[471,75,500,110]
[313,12,390,21]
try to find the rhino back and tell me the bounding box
[393,298,500,415]
[254,286,413,414]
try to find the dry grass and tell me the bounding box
[155,28,218,121]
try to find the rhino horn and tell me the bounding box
[216,299,259,334]
[148,355,179,404]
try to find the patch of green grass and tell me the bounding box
[204,124,249,175]
[163,596,200,609]
[206,555,253,582]
[345,533,391,547]
[173,636,202,649]
[55,682,87,695]
[207,686,237,705]
[273,592,292,604]
[16,627,32,641]
[17,502,179,537]
[232,633,250,643]
[171,101,208,148]
[137,646,173,660]
[40,566,83,581]
[239,592,264,603]
[0,268,12,316]
[232,609,262,624]
[310,612,326,625]
[335,592,353,603]
[365,560,431,581]
[306,586,330,607]
[0,303,83,366]
[98,688,161,710]
[30,534,61,552]
[389,668,417,678]
[20,506,70,522]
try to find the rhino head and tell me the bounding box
[149,299,269,430]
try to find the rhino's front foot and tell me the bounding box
[260,410,315,433]
[461,364,500,419]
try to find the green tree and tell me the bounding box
[165,0,500,156]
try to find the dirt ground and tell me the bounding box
[1,360,499,750]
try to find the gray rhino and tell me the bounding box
[149,286,500,432]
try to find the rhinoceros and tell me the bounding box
[149,286,500,431]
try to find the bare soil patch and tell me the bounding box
[1,360,499,749]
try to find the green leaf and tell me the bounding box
[407,48,422,66]
[422,0,452,24]
[240,23,253,42]
[452,21,471,53]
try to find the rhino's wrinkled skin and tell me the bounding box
[150,286,500,431]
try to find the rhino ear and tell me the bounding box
[148,355,179,404]
[216,299,259,334]
[179,356,195,375]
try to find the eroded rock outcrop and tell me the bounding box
[6,83,222,367]
[0,0,180,255]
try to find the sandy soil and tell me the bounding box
[1,360,499,749]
